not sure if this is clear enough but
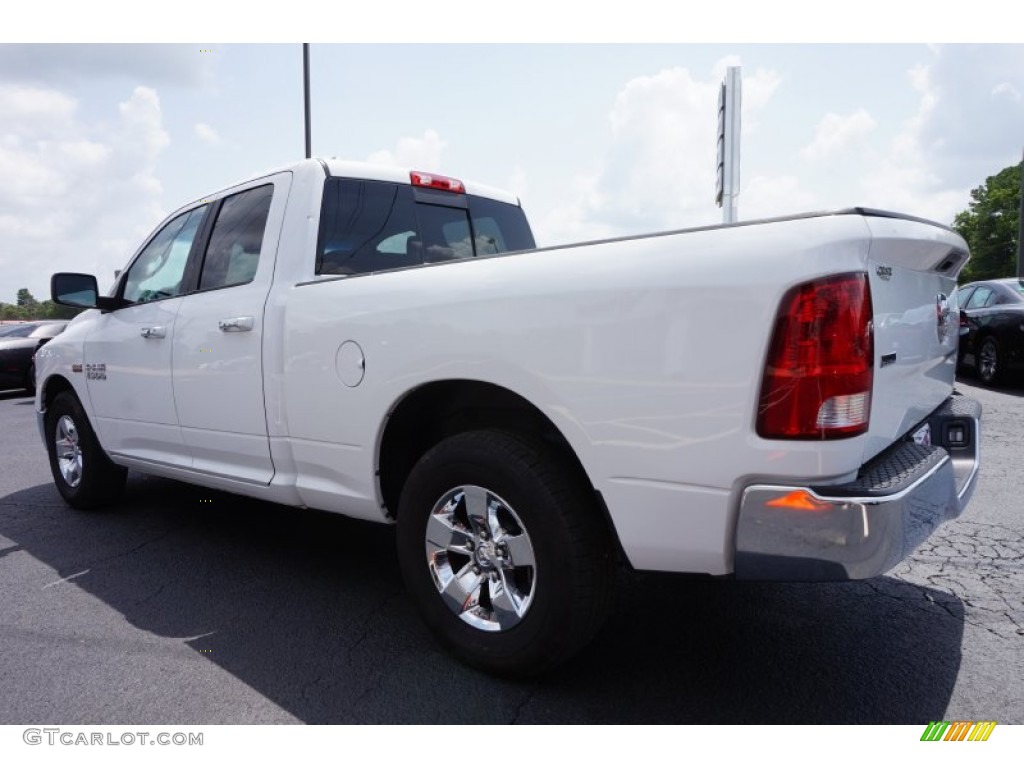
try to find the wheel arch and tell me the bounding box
[377,379,597,520]
[40,373,78,411]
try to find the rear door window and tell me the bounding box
[197,185,273,291]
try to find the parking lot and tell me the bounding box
[0,376,1021,724]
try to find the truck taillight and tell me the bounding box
[757,272,874,440]
[410,171,465,194]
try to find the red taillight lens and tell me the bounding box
[757,272,874,440]
[410,171,465,194]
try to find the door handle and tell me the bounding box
[140,326,166,339]
[218,316,254,333]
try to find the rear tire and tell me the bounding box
[396,430,615,677]
[45,391,127,509]
[977,336,1002,385]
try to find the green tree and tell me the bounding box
[16,287,39,311]
[954,161,1021,283]
[39,299,83,320]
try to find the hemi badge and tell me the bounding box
[72,364,83,373]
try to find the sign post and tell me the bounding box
[715,66,742,224]
[303,44,312,159]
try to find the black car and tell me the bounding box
[956,278,1024,385]
[0,321,68,395]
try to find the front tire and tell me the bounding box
[45,391,127,509]
[396,430,615,677]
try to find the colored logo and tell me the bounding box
[921,721,996,742]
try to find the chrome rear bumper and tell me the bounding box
[734,394,981,580]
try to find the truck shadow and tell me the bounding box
[0,476,964,724]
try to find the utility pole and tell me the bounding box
[715,66,742,224]
[303,44,312,159]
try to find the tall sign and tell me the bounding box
[303,44,312,159]
[715,66,742,224]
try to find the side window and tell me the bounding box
[317,180,420,275]
[965,286,993,310]
[123,206,208,304]
[198,185,273,291]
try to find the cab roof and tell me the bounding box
[213,157,521,208]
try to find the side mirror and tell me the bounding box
[51,273,119,312]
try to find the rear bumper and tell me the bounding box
[734,394,981,580]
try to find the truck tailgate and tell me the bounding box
[862,212,969,463]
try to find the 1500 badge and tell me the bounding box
[85,363,107,381]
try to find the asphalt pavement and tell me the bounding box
[0,375,1021,724]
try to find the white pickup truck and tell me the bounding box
[38,158,981,676]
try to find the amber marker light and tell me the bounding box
[765,490,832,512]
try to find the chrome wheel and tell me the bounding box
[425,484,537,632]
[979,338,999,383]
[55,415,83,488]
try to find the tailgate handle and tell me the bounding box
[219,316,254,333]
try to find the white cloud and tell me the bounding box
[0,84,75,124]
[800,109,878,160]
[743,175,818,219]
[506,166,529,202]
[117,86,170,158]
[537,60,784,244]
[853,46,1024,224]
[0,85,171,303]
[991,82,1021,103]
[194,122,223,144]
[366,129,446,169]
[910,45,1024,190]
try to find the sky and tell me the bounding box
[2,4,1023,304]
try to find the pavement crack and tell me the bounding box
[510,688,537,724]
[88,524,188,569]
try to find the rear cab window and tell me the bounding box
[316,177,535,277]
